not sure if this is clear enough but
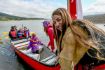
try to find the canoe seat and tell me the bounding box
[16,45,27,50]
[40,54,57,65]
[43,56,57,65]
[27,53,40,61]
[11,39,29,45]
[14,42,29,47]
[20,49,40,61]
[20,48,32,54]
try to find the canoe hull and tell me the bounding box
[13,47,60,70]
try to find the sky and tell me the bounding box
[0,0,105,18]
[82,0,105,15]
[0,0,67,18]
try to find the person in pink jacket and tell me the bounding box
[43,21,55,52]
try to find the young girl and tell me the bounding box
[27,33,43,53]
[43,21,56,52]
[52,8,105,70]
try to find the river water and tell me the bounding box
[0,20,105,70]
[0,20,49,70]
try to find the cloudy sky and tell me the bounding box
[0,0,67,18]
[0,0,105,18]
[82,0,105,15]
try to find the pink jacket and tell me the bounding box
[47,26,55,51]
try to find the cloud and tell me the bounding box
[83,0,105,15]
[0,0,67,18]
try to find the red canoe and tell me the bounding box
[11,39,60,70]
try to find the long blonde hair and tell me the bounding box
[52,8,72,52]
[52,8,105,60]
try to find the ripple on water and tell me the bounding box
[0,37,25,70]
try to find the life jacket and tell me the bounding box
[24,30,30,37]
[10,30,17,37]
[17,31,23,38]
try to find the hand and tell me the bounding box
[56,55,59,61]
[55,55,59,64]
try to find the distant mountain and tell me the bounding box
[0,12,45,20]
[84,14,105,23]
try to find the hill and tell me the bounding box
[84,14,105,23]
[0,12,45,21]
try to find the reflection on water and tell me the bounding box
[0,20,49,70]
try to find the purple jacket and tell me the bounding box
[27,36,42,53]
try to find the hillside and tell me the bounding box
[0,12,45,20]
[1,12,105,22]
[84,14,105,23]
